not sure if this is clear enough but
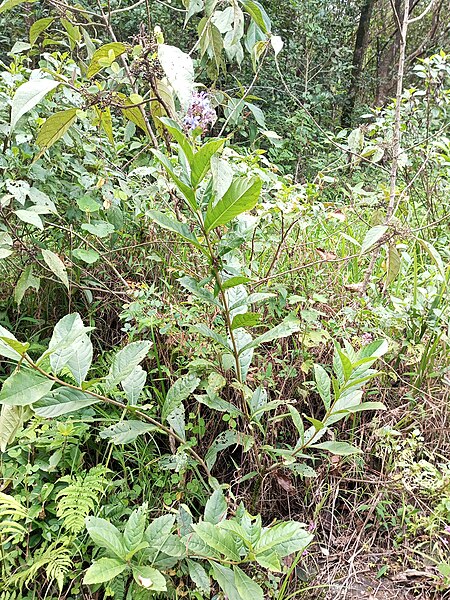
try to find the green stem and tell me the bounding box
[22,355,212,480]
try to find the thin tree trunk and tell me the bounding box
[341,0,376,128]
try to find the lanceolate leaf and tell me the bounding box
[192,522,240,560]
[211,563,241,600]
[314,364,331,411]
[0,370,53,406]
[0,0,37,14]
[85,516,126,558]
[158,117,194,163]
[162,373,200,421]
[233,565,264,600]
[204,489,227,524]
[121,365,147,405]
[87,42,126,78]
[29,17,55,45]
[105,341,152,390]
[0,405,24,451]
[191,139,225,188]
[239,317,301,353]
[10,78,60,132]
[204,176,261,232]
[41,249,69,289]
[148,210,203,250]
[99,421,158,444]
[83,558,128,585]
[14,265,40,306]
[360,225,388,254]
[34,388,98,417]
[35,108,78,157]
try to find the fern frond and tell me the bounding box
[9,541,72,593]
[0,493,28,543]
[56,465,110,533]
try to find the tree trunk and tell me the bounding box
[341,0,376,128]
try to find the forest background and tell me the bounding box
[0,0,449,598]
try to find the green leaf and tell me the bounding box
[255,550,281,571]
[231,312,260,330]
[179,275,221,307]
[186,559,210,594]
[10,78,60,132]
[124,505,147,552]
[14,265,40,306]
[417,238,446,278]
[158,44,194,111]
[240,0,271,33]
[191,139,225,188]
[192,324,229,349]
[81,221,115,237]
[255,521,306,554]
[99,421,158,444]
[105,341,152,390]
[204,489,227,524]
[239,316,301,353]
[30,17,54,45]
[41,249,69,289]
[314,364,331,411]
[193,521,240,560]
[343,401,386,413]
[311,441,362,455]
[162,373,200,421]
[35,108,78,157]
[211,563,241,600]
[437,563,450,578]
[0,338,29,355]
[47,314,93,383]
[83,558,127,585]
[34,388,98,417]
[167,404,186,441]
[14,209,43,230]
[87,42,126,78]
[72,248,99,264]
[287,405,304,445]
[360,225,388,254]
[211,154,233,201]
[132,565,167,591]
[222,276,251,290]
[385,244,401,286]
[204,176,261,232]
[195,393,241,416]
[152,149,197,210]
[159,117,194,163]
[85,516,126,559]
[357,339,388,360]
[0,370,53,406]
[0,325,21,361]
[148,210,203,250]
[0,405,24,452]
[0,0,37,11]
[145,514,175,547]
[122,365,146,405]
[234,565,264,600]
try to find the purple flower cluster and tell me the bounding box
[183,91,217,134]
[361,332,374,345]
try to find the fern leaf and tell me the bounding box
[56,465,110,533]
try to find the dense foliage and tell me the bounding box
[0,0,449,598]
